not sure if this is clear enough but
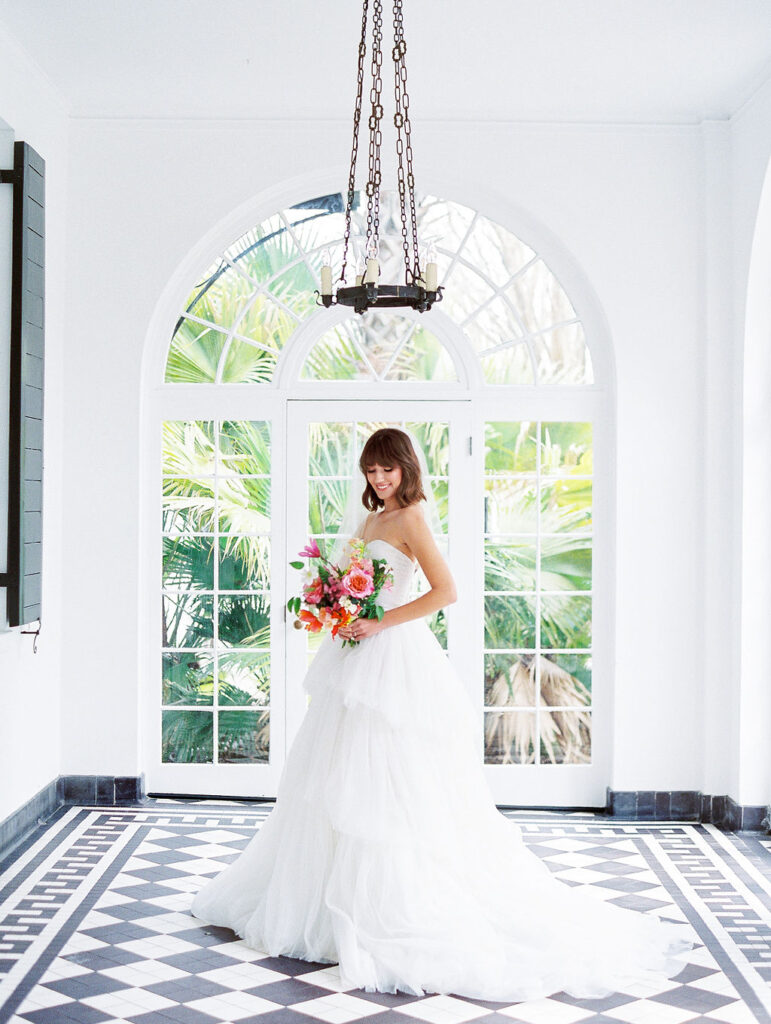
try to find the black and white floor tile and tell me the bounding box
[0,801,770,1024]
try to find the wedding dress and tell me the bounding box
[190,537,694,1001]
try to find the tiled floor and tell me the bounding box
[0,801,770,1024]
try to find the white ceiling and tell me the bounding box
[1,0,770,124]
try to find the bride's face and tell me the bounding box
[366,461,403,504]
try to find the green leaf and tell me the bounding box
[289,560,304,570]
[375,604,384,621]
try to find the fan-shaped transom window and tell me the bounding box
[166,193,594,387]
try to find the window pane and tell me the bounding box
[225,216,302,277]
[219,710,270,763]
[485,539,537,591]
[162,710,212,763]
[162,421,215,475]
[219,537,270,590]
[507,259,576,333]
[219,421,271,475]
[162,652,214,706]
[484,710,535,764]
[302,325,372,381]
[540,594,592,649]
[484,422,537,473]
[540,709,591,764]
[463,295,523,356]
[541,478,592,533]
[404,422,449,477]
[385,326,458,382]
[309,478,349,535]
[540,422,593,475]
[484,594,536,648]
[218,594,271,648]
[481,343,535,386]
[166,320,227,384]
[222,338,278,384]
[162,479,215,534]
[441,261,496,323]
[269,258,324,318]
[218,477,271,534]
[464,216,536,286]
[539,652,592,707]
[235,294,297,355]
[534,324,593,386]
[309,422,355,476]
[184,260,253,327]
[218,650,270,706]
[485,477,538,534]
[163,594,213,649]
[540,536,592,592]
[484,653,536,707]
[162,537,214,590]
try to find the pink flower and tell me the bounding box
[303,578,324,605]
[341,567,375,599]
[299,539,321,559]
[350,556,373,574]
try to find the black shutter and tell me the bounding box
[1,142,44,627]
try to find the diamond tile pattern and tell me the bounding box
[0,802,770,1024]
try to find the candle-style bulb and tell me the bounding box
[320,249,333,296]
[425,241,438,293]
[364,243,379,285]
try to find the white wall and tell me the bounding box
[731,78,771,807]
[0,24,67,823]
[61,117,716,797]
[0,13,762,810]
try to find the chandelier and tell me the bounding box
[316,0,442,315]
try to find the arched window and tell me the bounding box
[165,193,594,387]
[149,190,610,809]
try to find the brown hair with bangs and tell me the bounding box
[359,428,426,511]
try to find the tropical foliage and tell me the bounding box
[161,420,272,764]
[483,420,593,765]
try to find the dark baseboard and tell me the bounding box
[606,787,770,831]
[2,777,768,866]
[0,774,146,864]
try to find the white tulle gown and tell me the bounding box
[190,539,694,1001]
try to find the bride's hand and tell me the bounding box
[338,617,384,642]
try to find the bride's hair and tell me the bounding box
[359,428,427,511]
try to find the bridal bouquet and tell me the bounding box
[287,538,393,646]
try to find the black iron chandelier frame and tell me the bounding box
[317,0,442,314]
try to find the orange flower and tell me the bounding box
[298,609,323,633]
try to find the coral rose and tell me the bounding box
[341,567,374,598]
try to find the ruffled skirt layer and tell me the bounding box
[191,620,693,1001]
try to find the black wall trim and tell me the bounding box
[1,778,767,866]
[606,787,770,831]
[0,775,146,863]
[3,141,45,627]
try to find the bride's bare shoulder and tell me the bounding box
[396,502,427,531]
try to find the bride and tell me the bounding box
[190,427,693,1001]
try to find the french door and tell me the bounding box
[150,396,608,807]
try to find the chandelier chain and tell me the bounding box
[329,0,443,313]
[366,0,384,259]
[341,0,370,285]
[392,0,420,284]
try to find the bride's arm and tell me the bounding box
[339,504,457,639]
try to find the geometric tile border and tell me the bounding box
[0,803,769,1024]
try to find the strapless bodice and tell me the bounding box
[364,538,416,610]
